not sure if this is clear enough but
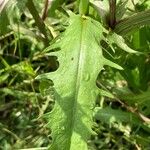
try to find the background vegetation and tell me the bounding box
[0,0,150,149]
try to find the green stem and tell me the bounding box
[79,0,89,15]
[2,128,20,141]
[26,0,49,46]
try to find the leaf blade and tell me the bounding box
[37,14,109,150]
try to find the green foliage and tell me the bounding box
[114,9,150,35]
[0,0,28,35]
[94,107,143,127]
[37,13,123,149]
[48,0,66,17]
[0,0,150,149]
[79,0,89,15]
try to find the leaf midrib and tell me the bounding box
[69,17,86,147]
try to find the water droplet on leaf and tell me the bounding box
[84,74,90,81]
[61,126,65,131]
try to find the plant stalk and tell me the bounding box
[42,0,49,21]
[79,0,89,15]
[109,0,116,29]
[26,0,49,46]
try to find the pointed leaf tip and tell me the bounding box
[108,32,138,53]
[104,59,123,70]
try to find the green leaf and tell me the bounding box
[0,0,10,35]
[94,107,142,125]
[116,0,128,21]
[114,10,150,35]
[48,0,65,17]
[94,106,150,133]
[12,61,35,77]
[0,88,39,99]
[36,13,121,150]
[107,32,138,53]
[99,89,115,99]
[0,0,28,35]
[0,61,35,77]
[0,73,9,84]
[90,0,109,24]
[39,79,54,96]
[114,87,150,105]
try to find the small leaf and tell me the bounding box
[107,32,138,53]
[0,88,39,99]
[0,73,9,84]
[0,0,28,35]
[12,61,35,77]
[116,0,128,21]
[48,0,65,17]
[104,58,123,70]
[94,107,142,126]
[39,79,54,96]
[114,87,150,105]
[99,89,115,99]
[90,0,109,24]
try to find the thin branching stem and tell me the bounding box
[26,0,50,46]
[42,0,49,21]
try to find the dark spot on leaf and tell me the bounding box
[102,32,107,37]
[142,106,147,111]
